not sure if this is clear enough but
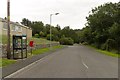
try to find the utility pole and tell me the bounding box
[7,0,11,59]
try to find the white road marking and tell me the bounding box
[79,55,88,69]
[5,59,41,78]
[82,60,88,69]
[68,46,74,47]
[5,53,54,78]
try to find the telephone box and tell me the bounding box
[13,35,27,59]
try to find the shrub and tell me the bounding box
[105,39,116,51]
[47,34,59,41]
[82,42,88,45]
[46,34,50,40]
[35,34,39,38]
[39,31,45,37]
[53,36,59,41]
[59,37,74,45]
[46,34,53,41]
[101,44,106,50]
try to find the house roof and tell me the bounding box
[0,17,32,30]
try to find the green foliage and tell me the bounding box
[21,18,31,27]
[79,27,92,44]
[60,26,79,44]
[0,58,16,67]
[34,34,39,38]
[53,36,59,41]
[21,17,81,45]
[39,31,45,37]
[88,45,120,57]
[31,21,44,36]
[59,37,74,45]
[96,49,120,58]
[105,39,116,51]
[46,34,59,41]
[46,34,52,40]
[80,2,120,53]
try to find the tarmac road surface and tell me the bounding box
[6,45,118,78]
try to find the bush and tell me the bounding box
[46,34,54,41]
[46,34,50,40]
[105,39,116,51]
[101,44,106,50]
[53,36,59,41]
[47,34,59,41]
[82,42,88,45]
[39,31,45,37]
[59,37,74,45]
[35,34,39,38]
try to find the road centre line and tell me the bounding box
[81,59,88,69]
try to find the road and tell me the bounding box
[6,45,118,78]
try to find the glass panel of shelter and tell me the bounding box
[13,35,27,59]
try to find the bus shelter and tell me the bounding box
[13,35,27,59]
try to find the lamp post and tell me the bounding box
[7,0,11,59]
[50,13,59,49]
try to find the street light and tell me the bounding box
[50,13,59,49]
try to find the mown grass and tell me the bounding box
[96,49,120,58]
[87,45,120,58]
[0,58,16,67]
[32,45,64,55]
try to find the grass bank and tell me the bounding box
[96,49,120,58]
[0,58,16,67]
[32,45,64,55]
[87,45,120,58]
[1,45,64,67]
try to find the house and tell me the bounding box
[0,17,32,39]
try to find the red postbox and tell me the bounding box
[29,41,34,47]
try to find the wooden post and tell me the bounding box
[7,0,11,59]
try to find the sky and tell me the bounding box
[0,0,119,29]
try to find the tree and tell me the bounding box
[108,23,120,53]
[31,21,44,36]
[21,18,31,27]
[76,2,120,53]
[84,2,120,50]
[59,37,74,45]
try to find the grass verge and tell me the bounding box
[86,45,120,58]
[0,58,16,67]
[32,45,64,55]
[1,45,64,67]
[96,49,120,58]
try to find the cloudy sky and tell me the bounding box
[0,0,119,29]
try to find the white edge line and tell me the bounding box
[4,58,44,78]
[5,51,57,78]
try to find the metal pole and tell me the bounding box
[49,13,59,49]
[7,0,11,59]
[50,14,52,49]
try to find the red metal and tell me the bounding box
[29,41,34,47]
